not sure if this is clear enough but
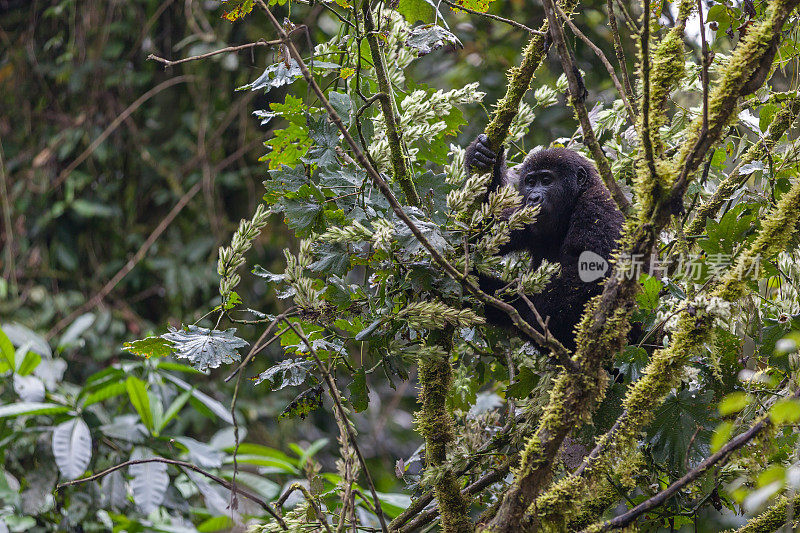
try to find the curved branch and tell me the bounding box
[147,39,282,67]
[57,457,286,528]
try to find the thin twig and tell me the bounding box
[57,457,286,528]
[0,139,16,294]
[553,1,635,122]
[519,292,578,370]
[224,310,296,382]
[606,0,637,112]
[148,39,282,68]
[281,318,389,533]
[441,0,543,34]
[277,483,333,533]
[696,0,710,133]
[542,0,631,213]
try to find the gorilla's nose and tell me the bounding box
[528,193,543,206]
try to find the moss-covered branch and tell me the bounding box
[362,5,419,207]
[482,0,578,152]
[415,339,472,533]
[685,96,800,237]
[730,495,800,533]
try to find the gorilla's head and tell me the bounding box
[514,147,597,244]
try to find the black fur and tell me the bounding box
[465,134,624,349]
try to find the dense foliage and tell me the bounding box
[4,0,800,531]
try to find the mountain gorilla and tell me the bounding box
[465,134,625,350]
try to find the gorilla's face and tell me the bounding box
[518,162,585,240]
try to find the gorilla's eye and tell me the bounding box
[526,170,556,186]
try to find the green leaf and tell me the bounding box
[58,313,95,349]
[759,103,779,133]
[16,350,41,376]
[647,389,714,470]
[70,199,116,218]
[769,398,800,424]
[278,385,324,420]
[197,516,234,533]
[706,4,733,35]
[636,274,663,311]
[52,417,92,479]
[154,389,192,434]
[0,402,70,418]
[710,421,733,453]
[123,336,176,359]
[348,368,369,412]
[719,392,751,416]
[283,198,324,235]
[161,325,248,372]
[263,164,308,202]
[175,436,224,469]
[328,91,352,125]
[129,448,168,514]
[397,0,434,22]
[302,115,340,168]
[0,327,15,372]
[155,361,206,374]
[324,275,356,309]
[506,367,540,399]
[162,373,233,424]
[309,242,350,276]
[616,346,649,383]
[126,376,154,432]
[83,381,128,408]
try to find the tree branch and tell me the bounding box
[147,39,282,67]
[57,457,286,528]
[441,0,543,34]
[361,5,419,207]
[582,388,800,532]
[280,318,388,532]
[543,0,631,213]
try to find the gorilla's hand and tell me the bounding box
[465,133,507,196]
[465,134,498,172]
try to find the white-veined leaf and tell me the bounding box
[161,325,247,372]
[52,418,92,479]
[129,448,169,514]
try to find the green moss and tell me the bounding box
[676,0,800,177]
[415,341,472,533]
[728,496,800,532]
